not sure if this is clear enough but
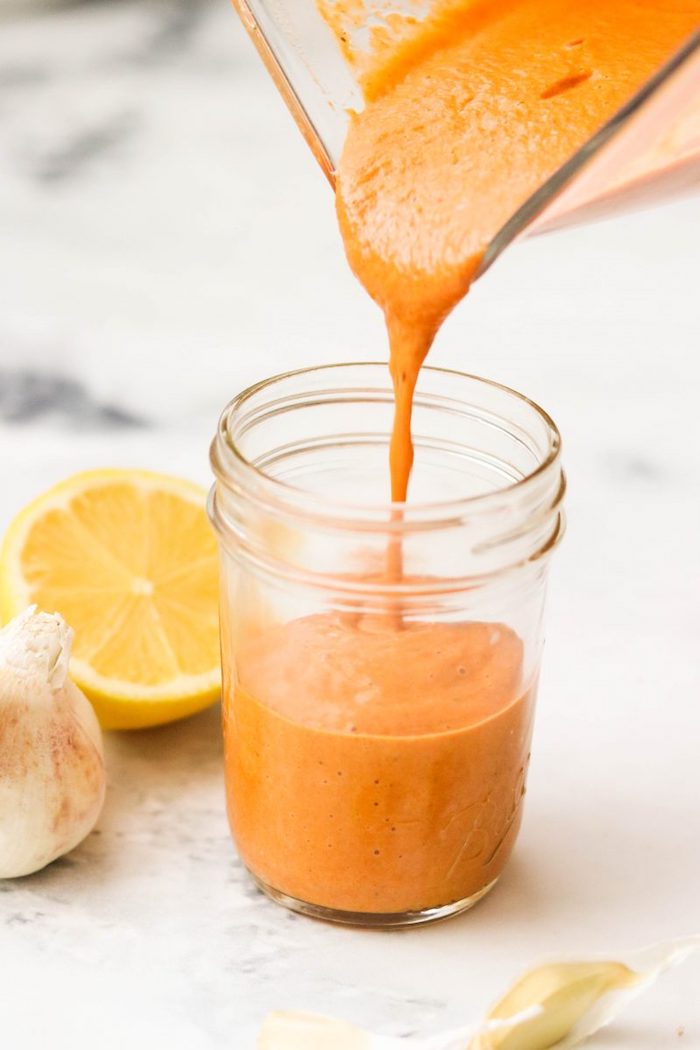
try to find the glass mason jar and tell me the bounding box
[209,363,565,927]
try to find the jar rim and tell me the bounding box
[211,362,562,532]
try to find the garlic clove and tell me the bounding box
[257,937,700,1050]
[472,938,700,1050]
[555,936,700,1049]
[256,1010,539,1050]
[0,606,106,879]
[256,1012,541,1050]
[258,1012,372,1050]
[470,961,637,1050]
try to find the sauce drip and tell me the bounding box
[223,0,699,918]
[333,0,700,504]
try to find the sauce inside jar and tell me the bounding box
[226,613,532,914]
[223,0,698,916]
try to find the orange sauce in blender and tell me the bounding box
[334,0,700,500]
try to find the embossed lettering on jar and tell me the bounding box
[209,364,565,927]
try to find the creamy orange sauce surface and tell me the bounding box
[334,0,700,499]
[225,0,699,915]
[225,615,533,913]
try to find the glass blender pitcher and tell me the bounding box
[230,0,700,276]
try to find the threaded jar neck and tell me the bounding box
[209,363,565,596]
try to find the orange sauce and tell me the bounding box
[225,0,699,915]
[334,0,700,499]
[225,614,532,913]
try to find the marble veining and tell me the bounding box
[28,110,140,184]
[0,368,146,427]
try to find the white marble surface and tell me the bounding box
[1,1,699,1047]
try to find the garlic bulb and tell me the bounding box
[0,607,106,878]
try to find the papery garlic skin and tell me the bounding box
[0,607,106,878]
[258,937,700,1050]
[257,1010,539,1050]
[470,961,637,1050]
[258,1013,372,1050]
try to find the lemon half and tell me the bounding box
[0,469,220,729]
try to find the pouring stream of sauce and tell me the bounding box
[332,0,700,504]
[223,0,699,918]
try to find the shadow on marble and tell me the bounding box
[394,786,699,950]
[0,702,226,901]
[520,793,699,923]
[104,698,223,773]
